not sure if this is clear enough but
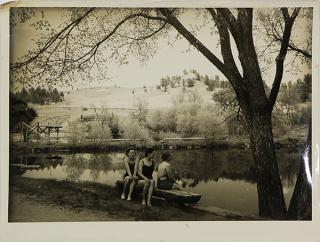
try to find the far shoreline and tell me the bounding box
[9,136,305,155]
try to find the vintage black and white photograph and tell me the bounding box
[8,5,313,222]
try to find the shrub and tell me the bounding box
[120,118,154,145]
[224,115,247,137]
[198,111,225,144]
[131,99,149,124]
[66,121,87,145]
[171,90,185,105]
[147,107,177,133]
[147,109,162,132]
[291,105,311,125]
[176,113,199,137]
[87,122,112,144]
[186,78,195,88]
[109,115,121,138]
[272,116,290,138]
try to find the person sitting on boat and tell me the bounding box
[121,148,139,201]
[157,151,182,190]
[137,148,156,206]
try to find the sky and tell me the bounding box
[10,8,312,90]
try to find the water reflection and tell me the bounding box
[10,149,300,215]
[62,153,115,182]
[168,150,257,186]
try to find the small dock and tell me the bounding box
[21,122,63,142]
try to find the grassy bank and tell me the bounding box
[9,176,237,221]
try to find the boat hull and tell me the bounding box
[116,180,201,204]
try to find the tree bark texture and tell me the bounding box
[245,111,287,218]
[287,118,312,220]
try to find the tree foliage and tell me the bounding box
[131,98,149,125]
[256,8,312,68]
[66,120,87,145]
[92,105,121,138]
[16,86,64,104]
[87,121,112,143]
[120,117,154,144]
[9,93,38,131]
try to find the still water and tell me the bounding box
[10,149,300,215]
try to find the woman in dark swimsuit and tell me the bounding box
[157,151,181,190]
[138,148,156,206]
[121,148,138,201]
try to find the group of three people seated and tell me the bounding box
[121,148,181,207]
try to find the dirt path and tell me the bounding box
[9,192,131,222]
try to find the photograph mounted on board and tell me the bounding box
[9,7,312,221]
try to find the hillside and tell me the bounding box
[62,82,213,109]
[29,82,214,126]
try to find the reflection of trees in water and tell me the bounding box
[169,150,253,184]
[10,155,63,175]
[168,149,299,186]
[88,154,113,181]
[277,151,300,187]
[172,151,213,188]
[11,150,300,187]
[63,153,113,181]
[64,154,85,181]
[39,157,63,171]
[88,155,99,182]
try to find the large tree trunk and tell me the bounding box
[245,111,287,218]
[287,118,312,220]
[159,8,299,219]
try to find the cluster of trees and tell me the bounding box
[67,98,225,145]
[156,69,231,93]
[157,74,195,91]
[154,69,311,143]
[211,73,311,138]
[147,103,223,140]
[67,70,311,144]
[16,86,64,104]
[157,70,211,91]
[10,93,37,131]
[67,114,118,145]
[276,74,311,126]
[117,102,224,144]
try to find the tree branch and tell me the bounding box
[207,9,250,106]
[269,8,301,108]
[114,22,167,41]
[216,8,240,39]
[69,12,167,67]
[207,9,241,79]
[287,43,311,58]
[158,8,227,77]
[11,7,96,70]
[272,32,312,58]
[217,8,268,112]
[11,9,169,83]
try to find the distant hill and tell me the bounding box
[28,82,214,126]
[59,82,214,109]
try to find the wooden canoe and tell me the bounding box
[116,180,201,204]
